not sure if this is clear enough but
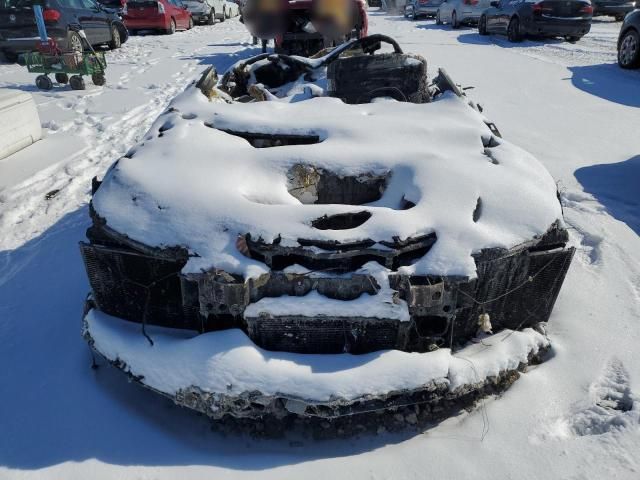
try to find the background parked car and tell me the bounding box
[617,8,639,68]
[96,0,126,13]
[436,0,492,28]
[123,0,193,34]
[478,0,592,42]
[224,0,238,17]
[592,0,636,21]
[404,0,444,19]
[183,0,225,24]
[0,0,127,62]
[385,0,408,13]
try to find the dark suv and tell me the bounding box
[0,0,127,62]
[592,0,636,21]
[479,0,593,43]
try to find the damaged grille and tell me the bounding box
[80,210,574,354]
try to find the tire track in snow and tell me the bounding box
[560,188,640,320]
[561,190,606,266]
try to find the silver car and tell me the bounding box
[436,0,492,27]
[404,0,445,19]
[183,0,228,24]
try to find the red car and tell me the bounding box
[123,0,194,34]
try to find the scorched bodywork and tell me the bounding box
[80,36,574,435]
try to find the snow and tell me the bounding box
[575,156,640,235]
[92,80,562,280]
[0,12,640,480]
[85,307,547,401]
[543,357,640,439]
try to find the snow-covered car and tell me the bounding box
[80,35,574,435]
[617,8,640,68]
[436,0,492,27]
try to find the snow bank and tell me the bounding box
[92,85,562,281]
[85,309,549,402]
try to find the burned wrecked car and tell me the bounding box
[80,36,574,436]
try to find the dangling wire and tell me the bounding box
[454,355,490,441]
[456,254,561,307]
[127,270,180,347]
[141,290,154,346]
[89,346,99,369]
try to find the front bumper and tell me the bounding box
[83,304,551,433]
[0,33,66,53]
[189,10,209,22]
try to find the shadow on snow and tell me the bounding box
[416,22,460,31]
[575,155,640,235]
[567,63,640,108]
[456,31,567,47]
[191,45,264,72]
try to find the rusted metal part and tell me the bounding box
[80,36,574,435]
[195,65,219,99]
[215,35,430,105]
[286,164,390,205]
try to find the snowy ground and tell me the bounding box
[1,11,639,480]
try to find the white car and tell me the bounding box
[436,0,492,28]
[183,0,228,24]
[224,0,240,17]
